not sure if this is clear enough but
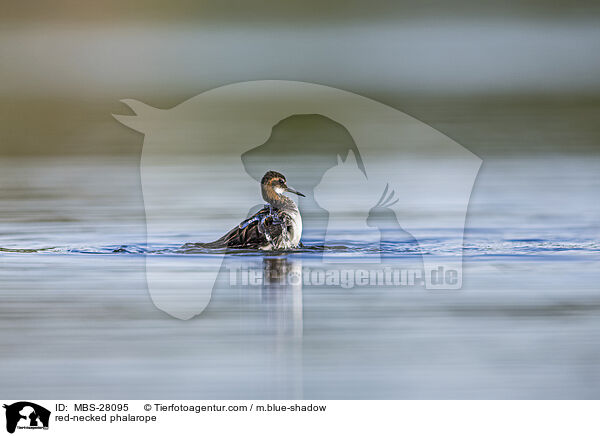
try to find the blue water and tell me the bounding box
[2,231,599,259]
[0,155,599,398]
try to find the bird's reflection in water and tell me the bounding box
[261,257,303,338]
[261,256,303,398]
[212,255,304,397]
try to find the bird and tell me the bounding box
[196,171,305,250]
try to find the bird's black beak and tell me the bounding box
[285,186,305,197]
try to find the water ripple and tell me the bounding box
[1,238,598,261]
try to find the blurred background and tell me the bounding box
[1,0,600,156]
[1,1,599,399]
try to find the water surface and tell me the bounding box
[0,155,599,398]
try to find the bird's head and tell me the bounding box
[261,171,305,205]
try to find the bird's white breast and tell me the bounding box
[287,209,303,247]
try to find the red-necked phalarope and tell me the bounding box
[202,171,305,250]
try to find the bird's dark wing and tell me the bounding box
[195,206,285,249]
